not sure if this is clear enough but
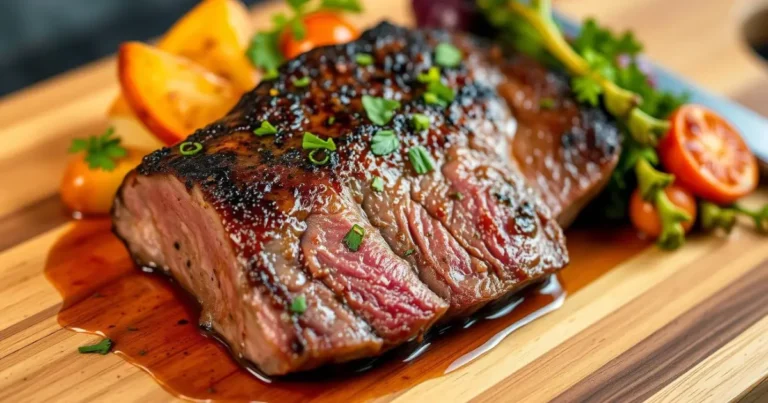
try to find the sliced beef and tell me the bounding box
[498,57,620,226]
[113,22,618,375]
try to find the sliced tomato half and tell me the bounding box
[658,105,758,204]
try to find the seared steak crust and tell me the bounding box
[114,22,618,375]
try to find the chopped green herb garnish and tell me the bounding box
[370,130,400,156]
[179,142,203,156]
[423,92,444,107]
[539,98,556,110]
[343,224,365,252]
[411,114,430,131]
[254,121,278,136]
[427,80,456,104]
[408,146,435,175]
[247,32,283,73]
[308,149,331,165]
[417,67,441,84]
[264,68,280,80]
[371,176,384,192]
[293,76,311,87]
[68,127,126,172]
[302,132,336,151]
[435,43,462,68]
[320,0,363,12]
[404,248,416,256]
[327,116,336,125]
[78,338,113,355]
[362,95,401,125]
[355,53,374,66]
[290,295,307,314]
[247,1,363,75]
[450,191,464,201]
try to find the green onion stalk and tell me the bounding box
[700,201,768,234]
[502,0,670,146]
[491,0,693,248]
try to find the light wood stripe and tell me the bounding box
[392,227,767,402]
[0,194,68,254]
[552,260,768,402]
[468,231,768,403]
[647,314,768,403]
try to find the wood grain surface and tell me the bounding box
[1,0,768,402]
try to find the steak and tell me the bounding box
[113,22,619,376]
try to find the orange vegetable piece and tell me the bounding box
[118,42,239,145]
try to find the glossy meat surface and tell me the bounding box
[113,22,618,375]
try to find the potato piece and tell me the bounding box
[118,42,239,145]
[159,0,257,92]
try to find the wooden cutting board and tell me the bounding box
[2,0,768,402]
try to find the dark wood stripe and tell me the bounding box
[738,377,768,403]
[0,303,62,346]
[552,260,768,403]
[0,194,69,253]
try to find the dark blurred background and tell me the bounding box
[0,0,263,97]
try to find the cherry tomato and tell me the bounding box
[629,185,697,238]
[280,12,360,60]
[658,105,758,204]
[60,148,147,216]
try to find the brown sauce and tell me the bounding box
[45,219,648,402]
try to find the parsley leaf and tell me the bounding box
[435,43,462,68]
[411,114,430,131]
[408,146,435,175]
[287,0,310,11]
[78,338,113,355]
[246,31,283,72]
[370,130,399,155]
[417,67,441,84]
[320,0,363,12]
[362,95,401,125]
[426,80,456,104]
[571,76,603,106]
[68,127,126,172]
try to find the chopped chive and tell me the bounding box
[355,53,374,66]
[371,176,384,192]
[427,80,455,103]
[370,130,399,156]
[417,67,441,84]
[290,295,307,314]
[450,191,464,201]
[539,98,556,110]
[408,146,435,175]
[78,338,113,355]
[308,149,331,165]
[179,142,203,156]
[264,68,279,80]
[423,92,446,107]
[343,224,365,252]
[362,95,401,126]
[411,114,430,131]
[302,132,336,151]
[293,76,310,87]
[254,121,278,136]
[435,43,462,68]
[404,248,416,256]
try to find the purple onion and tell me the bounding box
[411,0,479,32]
